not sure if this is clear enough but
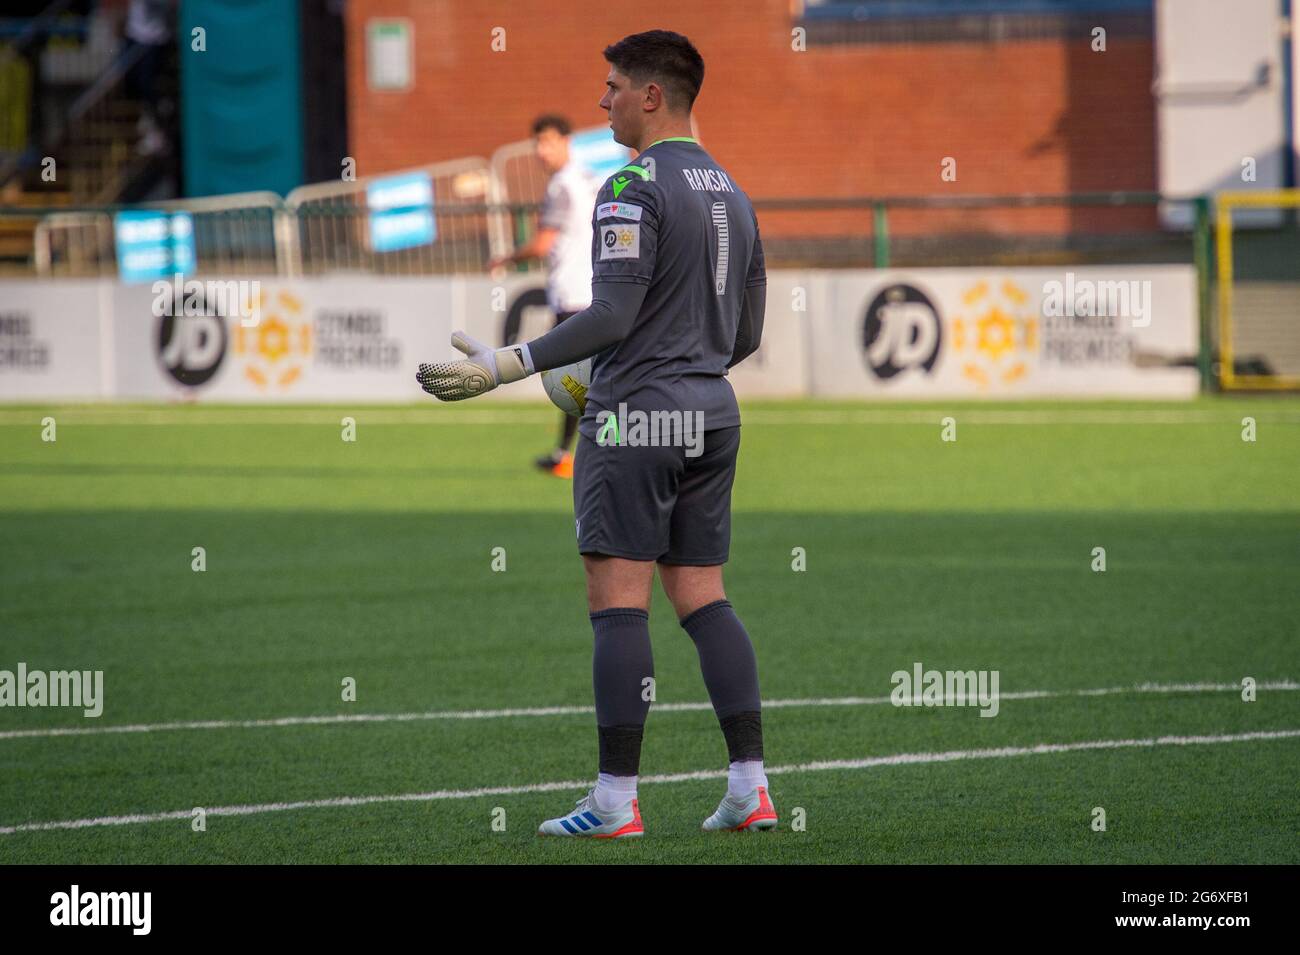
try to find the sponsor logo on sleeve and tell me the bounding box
[596,202,643,221]
[599,224,640,260]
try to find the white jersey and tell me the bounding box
[538,160,599,313]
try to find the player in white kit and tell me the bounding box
[488,115,600,478]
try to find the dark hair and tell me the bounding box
[603,30,704,112]
[531,114,572,137]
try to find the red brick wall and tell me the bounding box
[343,0,1157,236]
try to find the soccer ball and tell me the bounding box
[539,357,592,417]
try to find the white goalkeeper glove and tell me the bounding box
[416,331,533,401]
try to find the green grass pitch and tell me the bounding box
[1,398,1297,864]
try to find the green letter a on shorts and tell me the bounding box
[597,413,621,446]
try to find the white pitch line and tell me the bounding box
[2,680,1295,742]
[3,728,1297,835]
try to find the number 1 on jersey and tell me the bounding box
[711,201,730,295]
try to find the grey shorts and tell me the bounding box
[573,425,741,565]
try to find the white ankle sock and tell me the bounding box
[728,760,768,799]
[594,772,637,811]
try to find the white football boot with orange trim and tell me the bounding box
[702,785,778,832]
[537,789,644,838]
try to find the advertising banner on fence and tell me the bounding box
[109,276,454,400]
[809,265,1198,397]
[0,281,107,399]
[0,266,1196,402]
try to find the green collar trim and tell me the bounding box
[647,136,698,148]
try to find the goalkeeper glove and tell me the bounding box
[416,331,532,401]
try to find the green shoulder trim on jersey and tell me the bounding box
[610,164,650,199]
[647,136,698,147]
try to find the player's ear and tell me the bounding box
[643,81,663,112]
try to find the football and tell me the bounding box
[539,357,592,417]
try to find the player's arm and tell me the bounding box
[525,281,647,371]
[487,227,558,271]
[728,282,766,368]
[417,166,658,401]
[414,281,646,401]
[728,227,767,368]
[487,173,569,270]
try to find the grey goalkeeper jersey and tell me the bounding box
[579,137,766,440]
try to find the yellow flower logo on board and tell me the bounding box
[233,288,311,390]
[950,280,1037,388]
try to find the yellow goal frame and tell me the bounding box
[1215,189,1300,390]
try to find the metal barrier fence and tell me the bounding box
[489,138,550,267]
[285,157,503,276]
[32,191,283,277]
[31,210,112,275]
[7,187,1211,277]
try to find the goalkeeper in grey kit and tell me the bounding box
[417,29,772,838]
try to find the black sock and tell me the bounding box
[591,607,653,776]
[719,711,764,763]
[560,413,577,452]
[680,599,764,762]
